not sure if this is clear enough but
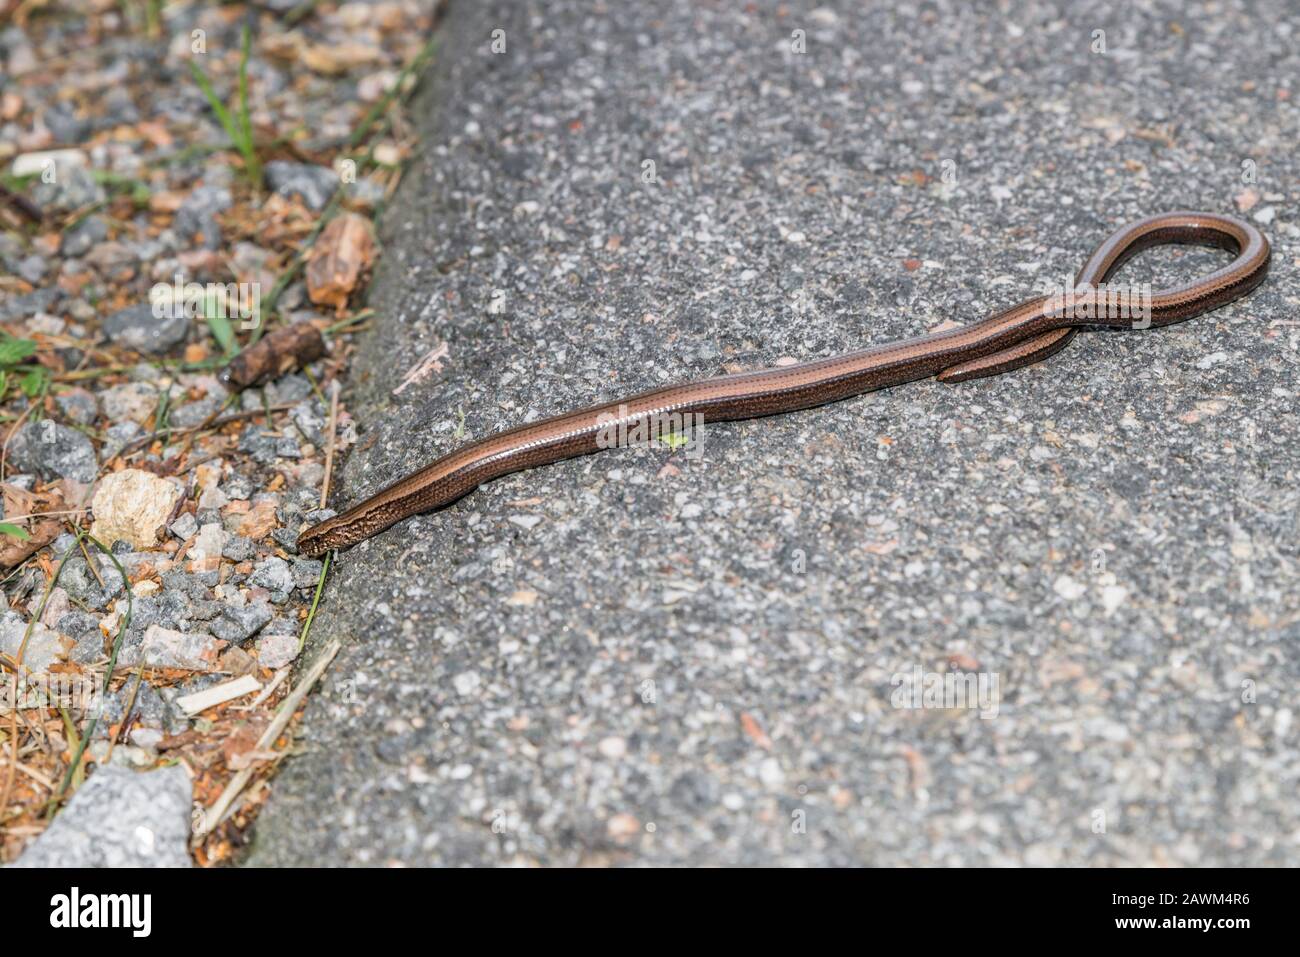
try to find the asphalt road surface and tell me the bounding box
[249,0,1300,866]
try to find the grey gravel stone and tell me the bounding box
[102,86,139,125]
[209,601,272,645]
[127,361,161,383]
[99,421,145,461]
[220,472,256,500]
[70,631,105,665]
[98,381,157,424]
[49,532,76,553]
[174,183,232,249]
[238,426,281,464]
[256,631,299,669]
[190,598,223,621]
[169,511,199,541]
[0,611,62,674]
[119,591,192,642]
[265,372,314,404]
[168,395,222,428]
[102,302,189,355]
[161,569,213,602]
[56,610,100,638]
[222,535,255,561]
[115,625,220,672]
[54,387,98,425]
[0,286,57,322]
[9,765,192,867]
[94,680,169,731]
[59,213,108,257]
[265,160,337,210]
[290,558,324,590]
[16,253,47,284]
[290,400,326,446]
[0,232,21,273]
[43,102,89,143]
[249,556,294,600]
[31,162,104,211]
[274,436,301,458]
[7,420,97,483]
[345,175,387,208]
[263,615,298,636]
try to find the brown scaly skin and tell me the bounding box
[298,211,1270,557]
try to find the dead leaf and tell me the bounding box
[0,517,60,567]
[0,483,65,567]
[300,41,382,75]
[306,213,375,314]
[391,342,448,396]
[947,652,981,671]
[149,190,186,213]
[221,720,269,768]
[740,712,772,750]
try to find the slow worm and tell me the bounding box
[298,211,1270,557]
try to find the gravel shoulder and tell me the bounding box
[249,0,1300,866]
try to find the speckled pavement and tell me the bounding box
[248,0,1299,866]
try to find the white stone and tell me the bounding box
[11,148,88,177]
[90,469,183,549]
[1053,575,1087,601]
[758,757,785,788]
[188,523,227,572]
[453,671,480,696]
[1100,585,1128,615]
[598,736,627,760]
[257,632,299,670]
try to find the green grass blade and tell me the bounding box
[204,289,237,356]
[189,60,239,147]
[237,26,261,185]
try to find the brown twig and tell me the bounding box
[0,508,87,525]
[0,183,42,225]
[119,403,297,456]
[106,669,145,762]
[77,536,105,590]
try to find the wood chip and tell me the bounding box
[219,322,327,391]
[193,640,340,840]
[176,674,262,716]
